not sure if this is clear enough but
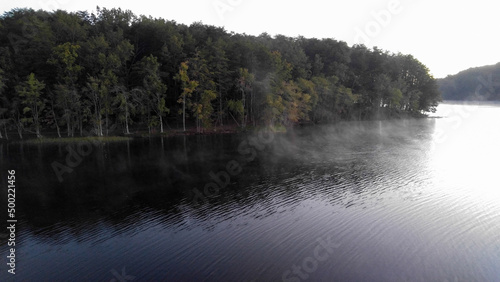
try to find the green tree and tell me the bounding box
[0,7,443,136]
[188,51,219,132]
[15,73,45,138]
[397,54,440,113]
[235,68,255,127]
[138,55,169,133]
[175,61,198,132]
[262,51,312,126]
[46,89,62,137]
[192,89,217,132]
[282,80,312,123]
[263,51,291,126]
[85,76,104,136]
[83,35,133,135]
[203,38,230,126]
[47,42,82,136]
[310,76,333,122]
[112,85,135,134]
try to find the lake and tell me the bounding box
[1,102,500,281]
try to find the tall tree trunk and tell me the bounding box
[183,96,186,132]
[105,113,109,136]
[52,107,61,138]
[66,114,71,137]
[242,89,246,128]
[98,114,103,137]
[16,115,23,139]
[250,90,254,126]
[125,105,130,134]
[34,106,41,138]
[219,91,223,126]
[160,115,163,133]
[56,123,61,138]
[79,116,83,136]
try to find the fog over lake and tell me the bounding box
[1,102,500,281]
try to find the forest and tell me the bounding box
[0,7,441,139]
[438,62,500,101]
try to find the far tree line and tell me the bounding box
[0,7,441,139]
[438,62,500,101]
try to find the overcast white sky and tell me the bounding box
[2,0,500,78]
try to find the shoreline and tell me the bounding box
[0,124,270,144]
[0,113,432,144]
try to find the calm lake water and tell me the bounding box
[1,102,500,281]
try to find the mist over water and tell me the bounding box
[1,102,500,281]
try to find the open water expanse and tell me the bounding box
[1,102,500,281]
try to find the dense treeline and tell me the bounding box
[0,7,441,139]
[438,62,500,101]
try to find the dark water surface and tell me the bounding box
[1,103,500,281]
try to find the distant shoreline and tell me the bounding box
[439,100,500,105]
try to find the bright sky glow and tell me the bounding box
[2,0,500,78]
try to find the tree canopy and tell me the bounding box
[0,7,441,138]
